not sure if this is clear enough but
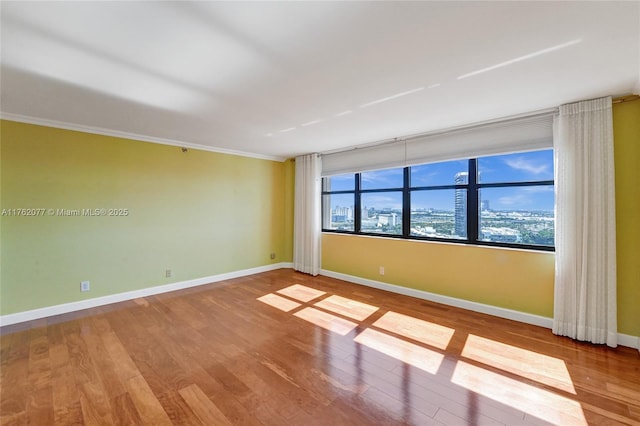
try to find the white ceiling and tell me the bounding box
[1,1,639,161]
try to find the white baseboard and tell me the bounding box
[0,262,293,327]
[4,264,636,351]
[618,334,640,351]
[321,269,640,351]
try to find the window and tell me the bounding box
[360,168,403,235]
[409,159,468,240]
[477,150,554,246]
[322,149,554,251]
[322,174,355,231]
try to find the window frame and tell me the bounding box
[321,155,555,252]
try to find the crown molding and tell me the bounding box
[0,112,287,162]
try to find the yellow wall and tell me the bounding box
[613,99,640,337]
[323,234,555,317]
[0,120,293,315]
[324,101,639,336]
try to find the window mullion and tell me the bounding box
[467,159,478,242]
[403,167,410,237]
[355,173,361,233]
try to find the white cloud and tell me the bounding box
[362,194,402,209]
[504,157,550,176]
[411,170,441,186]
[361,169,403,187]
[498,194,533,206]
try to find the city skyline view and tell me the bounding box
[324,150,554,212]
[323,150,555,246]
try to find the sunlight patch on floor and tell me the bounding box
[461,334,576,394]
[277,284,326,302]
[257,293,301,312]
[314,295,379,321]
[372,311,454,350]
[294,307,358,336]
[354,328,444,374]
[452,361,587,425]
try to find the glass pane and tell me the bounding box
[322,193,354,231]
[361,168,404,190]
[410,190,466,239]
[410,160,468,187]
[478,150,554,183]
[479,186,555,246]
[361,192,402,235]
[323,174,355,192]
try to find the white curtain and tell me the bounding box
[553,96,617,347]
[293,154,322,275]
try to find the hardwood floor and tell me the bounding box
[1,269,639,425]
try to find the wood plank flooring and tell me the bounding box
[1,269,639,425]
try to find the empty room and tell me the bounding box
[1,1,639,425]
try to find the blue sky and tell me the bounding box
[326,149,554,212]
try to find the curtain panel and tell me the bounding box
[293,154,322,276]
[553,96,617,347]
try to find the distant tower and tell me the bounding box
[481,199,490,211]
[454,172,468,237]
[361,205,369,219]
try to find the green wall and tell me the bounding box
[324,101,640,337]
[613,99,640,337]
[0,120,293,315]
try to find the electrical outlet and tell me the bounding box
[165,269,172,278]
[379,266,385,275]
[80,281,90,292]
[270,252,276,260]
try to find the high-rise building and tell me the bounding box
[378,213,398,227]
[481,199,490,211]
[331,205,354,223]
[454,172,468,237]
[333,205,353,219]
[362,205,369,219]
